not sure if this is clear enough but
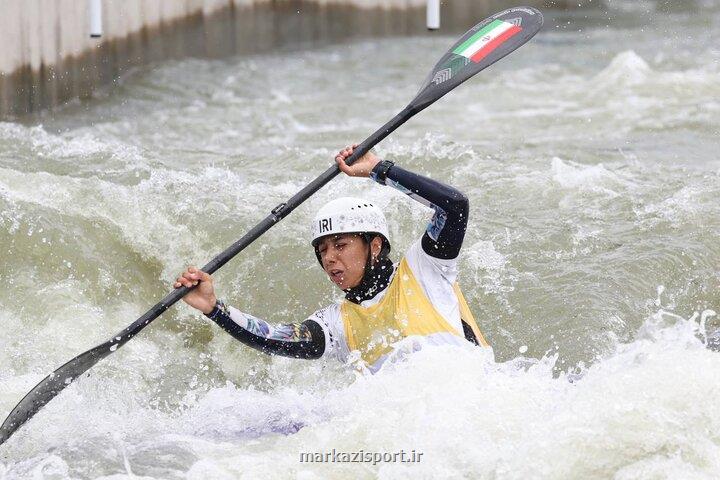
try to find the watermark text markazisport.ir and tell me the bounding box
[299,448,423,465]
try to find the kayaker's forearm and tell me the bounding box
[205,300,325,359]
[371,162,469,259]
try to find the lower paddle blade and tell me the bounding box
[0,341,111,446]
[412,6,543,110]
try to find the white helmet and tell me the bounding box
[311,197,390,249]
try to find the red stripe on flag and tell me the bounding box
[470,25,522,63]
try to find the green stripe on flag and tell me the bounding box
[453,20,505,55]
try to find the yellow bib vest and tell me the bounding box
[341,257,489,366]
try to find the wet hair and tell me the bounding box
[360,233,391,260]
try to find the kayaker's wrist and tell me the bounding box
[202,297,219,316]
[370,159,394,185]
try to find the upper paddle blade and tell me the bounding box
[412,6,543,111]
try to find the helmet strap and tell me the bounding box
[344,236,394,304]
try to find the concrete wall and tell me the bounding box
[0,0,566,118]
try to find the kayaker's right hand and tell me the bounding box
[174,266,217,314]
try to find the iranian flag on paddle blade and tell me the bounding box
[453,19,523,63]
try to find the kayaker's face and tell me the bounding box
[317,234,370,290]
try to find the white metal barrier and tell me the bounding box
[427,0,440,30]
[90,0,102,38]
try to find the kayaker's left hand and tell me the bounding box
[335,144,381,177]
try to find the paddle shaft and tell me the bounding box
[111,105,417,350]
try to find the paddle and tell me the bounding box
[0,6,543,446]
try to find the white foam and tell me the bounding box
[161,317,720,478]
[595,50,652,87]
